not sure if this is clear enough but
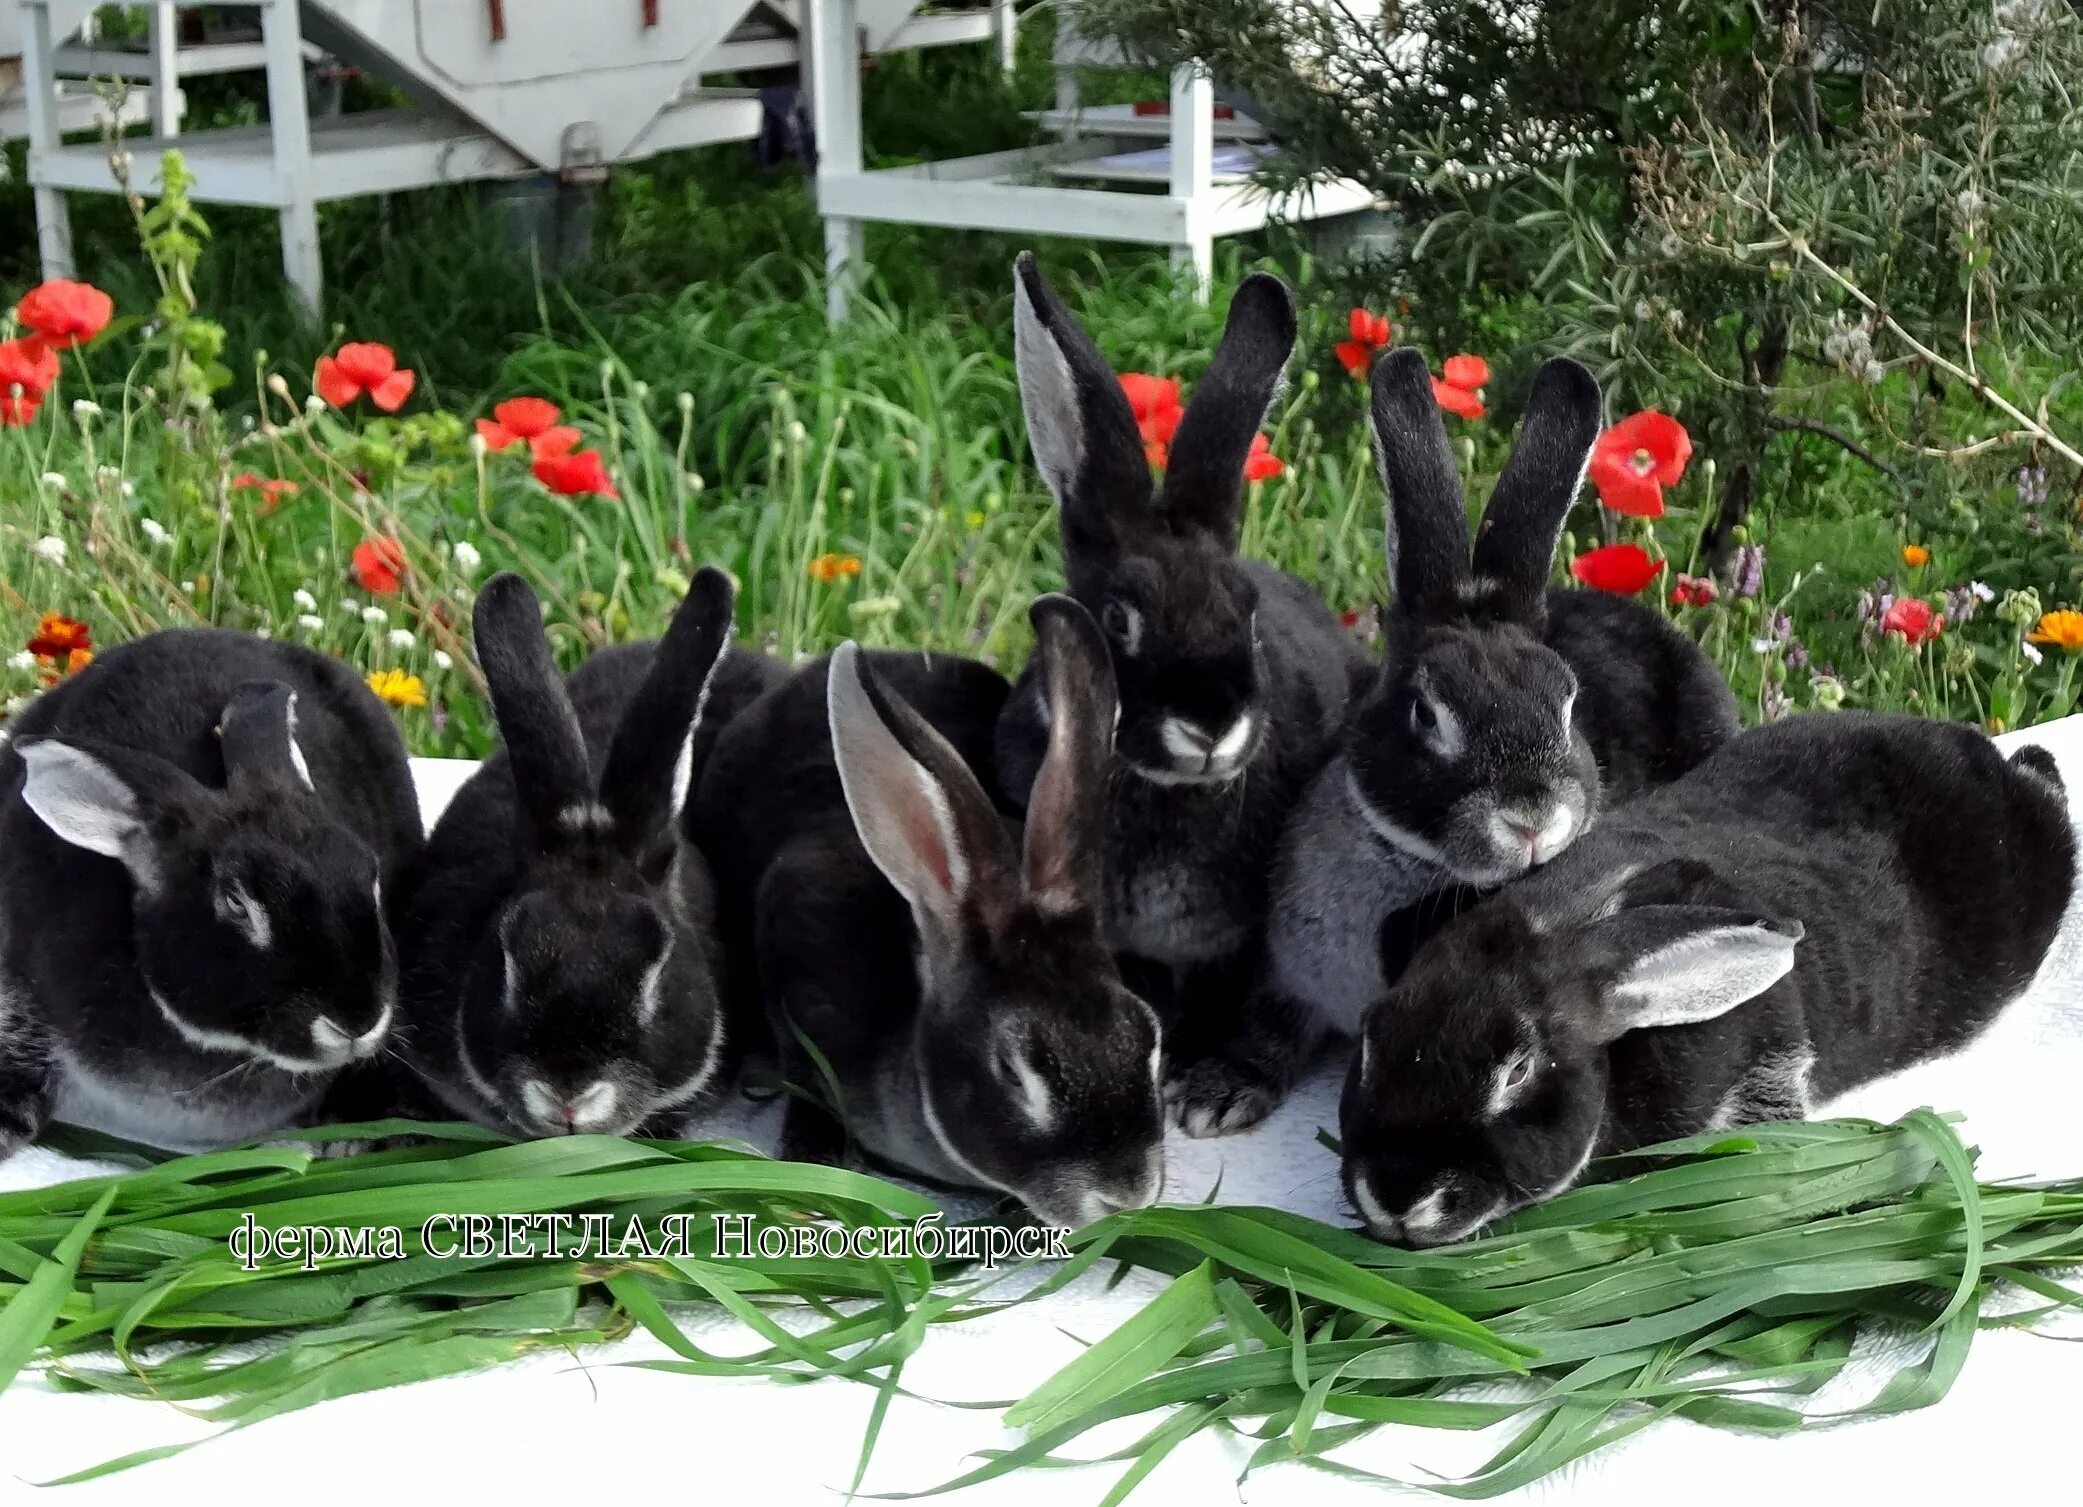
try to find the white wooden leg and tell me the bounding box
[261,0,322,316]
[19,2,77,279]
[148,2,181,137]
[807,0,866,323]
[1169,65,1215,302]
[993,0,1017,73]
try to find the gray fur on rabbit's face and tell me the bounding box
[0,629,424,1157]
[1341,712,2076,1248]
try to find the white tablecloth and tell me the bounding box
[5,722,2082,1503]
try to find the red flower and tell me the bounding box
[1241,432,1285,482]
[352,536,408,595]
[534,448,619,499]
[1882,597,1944,646]
[1432,354,1489,420]
[1120,372,1185,468]
[230,471,301,514]
[26,611,91,659]
[316,342,416,412]
[0,337,61,424]
[1570,542,1663,595]
[1335,307,1394,378]
[16,279,112,349]
[1590,411,1692,519]
[476,396,581,458]
[1669,573,1717,608]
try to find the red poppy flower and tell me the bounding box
[230,471,302,514]
[534,448,619,500]
[26,611,91,658]
[476,396,581,458]
[1335,307,1394,378]
[16,279,113,349]
[316,342,416,412]
[0,337,61,424]
[1669,573,1717,608]
[352,536,408,595]
[1242,432,1285,482]
[1881,597,1944,646]
[1589,411,1692,518]
[1433,354,1489,420]
[1120,372,1185,467]
[1570,542,1662,595]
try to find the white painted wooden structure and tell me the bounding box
[1,3,178,153]
[10,0,1015,315]
[809,0,1379,318]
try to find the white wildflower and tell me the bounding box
[72,399,101,419]
[361,605,389,627]
[7,650,37,671]
[468,432,489,459]
[1956,187,1985,219]
[305,393,326,414]
[31,536,66,564]
[387,628,416,650]
[293,588,318,611]
[139,518,171,548]
[1751,638,1777,655]
[1971,581,1996,603]
[95,464,120,483]
[1862,359,1886,385]
[39,471,68,490]
[432,649,453,671]
[180,581,196,594]
[2023,640,2045,666]
[452,540,482,577]
[2,696,29,718]
[297,614,326,633]
[340,599,362,616]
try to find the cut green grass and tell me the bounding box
[1,1110,2077,1497]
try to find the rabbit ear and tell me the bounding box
[829,643,1019,944]
[1587,904,1803,1042]
[598,565,735,853]
[1012,251,1155,563]
[1021,595,1116,918]
[1157,272,1295,546]
[15,737,208,892]
[1471,357,1601,616]
[1370,348,1471,618]
[219,682,315,796]
[473,572,600,848]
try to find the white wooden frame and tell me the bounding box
[807,0,1377,318]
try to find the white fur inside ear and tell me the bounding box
[1613,924,1799,1031]
[1013,276,1086,504]
[669,729,696,824]
[18,742,156,886]
[828,645,971,921]
[282,693,315,791]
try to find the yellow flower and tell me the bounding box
[366,668,427,709]
[807,552,862,584]
[1900,544,1930,569]
[2028,609,2083,651]
[965,509,986,530]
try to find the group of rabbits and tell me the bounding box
[1,254,2074,1246]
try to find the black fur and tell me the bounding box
[386,570,774,1139]
[1341,712,2076,1245]
[692,603,1166,1229]
[999,252,1361,1126]
[0,629,420,1156]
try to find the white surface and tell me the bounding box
[4,721,2082,1502]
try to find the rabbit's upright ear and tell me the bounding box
[1586,904,1803,1041]
[598,565,735,853]
[1158,272,1295,547]
[1370,348,1471,620]
[472,573,599,849]
[1012,251,1155,563]
[1021,595,1116,918]
[829,643,1019,945]
[219,682,314,796]
[1471,356,1601,620]
[15,737,209,892]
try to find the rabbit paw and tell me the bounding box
[1164,1058,1282,1138]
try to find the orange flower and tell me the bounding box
[1900,544,1930,569]
[533,448,618,499]
[231,470,301,514]
[0,337,61,425]
[477,396,581,459]
[16,279,112,349]
[64,647,93,675]
[1588,411,1692,518]
[2028,610,2083,651]
[26,611,91,658]
[1335,307,1394,378]
[1242,432,1285,482]
[352,536,408,595]
[315,342,416,412]
[1432,354,1489,420]
[366,668,427,709]
[808,552,863,583]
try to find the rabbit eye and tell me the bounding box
[214,884,272,950]
[1409,696,1438,734]
[1101,600,1143,657]
[1504,1054,1534,1091]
